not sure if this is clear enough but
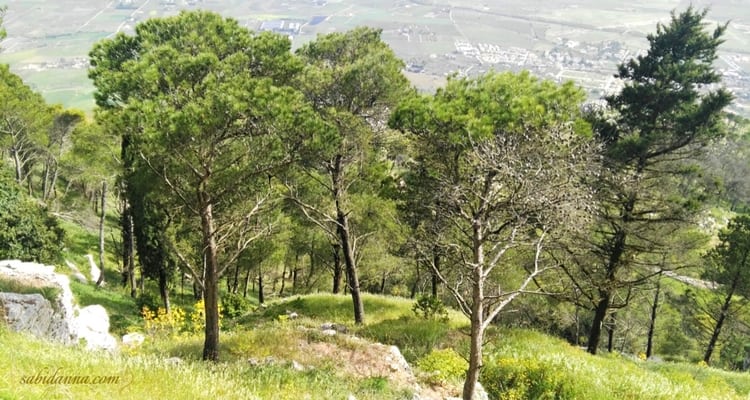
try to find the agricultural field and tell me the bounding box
[0,0,748,115]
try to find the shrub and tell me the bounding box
[416,348,467,385]
[482,357,574,400]
[140,299,220,336]
[0,171,64,263]
[412,294,448,322]
[221,292,252,319]
[189,298,222,333]
[141,305,186,336]
[135,292,161,312]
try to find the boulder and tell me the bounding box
[386,345,413,374]
[0,260,116,351]
[445,383,488,400]
[65,260,87,283]
[0,260,77,344]
[84,254,101,283]
[122,332,146,348]
[76,305,117,351]
[0,293,55,338]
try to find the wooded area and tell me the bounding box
[2,6,750,400]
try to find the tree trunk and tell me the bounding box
[96,181,107,287]
[158,266,171,314]
[463,227,484,400]
[258,264,264,304]
[232,263,241,294]
[464,309,484,400]
[292,253,300,293]
[332,243,342,294]
[279,263,287,296]
[704,272,740,364]
[607,312,616,353]
[332,154,364,324]
[432,250,440,298]
[588,292,610,354]
[338,211,364,324]
[410,262,420,299]
[12,149,22,184]
[243,266,251,298]
[646,276,661,359]
[200,201,220,362]
[306,246,315,290]
[380,271,387,294]
[122,205,137,297]
[49,163,59,200]
[41,162,51,201]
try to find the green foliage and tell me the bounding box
[221,292,254,319]
[412,294,448,321]
[416,348,467,385]
[0,6,6,42]
[604,7,732,161]
[135,291,162,312]
[703,215,750,292]
[0,64,53,186]
[483,356,573,400]
[0,170,64,263]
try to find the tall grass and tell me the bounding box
[0,326,413,400]
[480,329,750,400]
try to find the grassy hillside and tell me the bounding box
[2,290,750,400]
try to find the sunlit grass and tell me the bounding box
[480,328,750,400]
[0,326,412,400]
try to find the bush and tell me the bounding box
[0,171,64,263]
[482,357,573,400]
[221,292,253,319]
[412,294,448,322]
[416,348,467,385]
[136,292,161,312]
[141,305,186,336]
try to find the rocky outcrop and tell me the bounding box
[0,260,117,351]
[0,293,56,339]
[76,305,118,351]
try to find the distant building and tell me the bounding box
[259,20,302,36]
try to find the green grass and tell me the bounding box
[480,329,750,400]
[0,326,413,400]
[5,286,750,400]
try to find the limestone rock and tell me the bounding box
[71,272,88,283]
[0,293,54,337]
[385,345,412,374]
[65,260,87,283]
[76,305,117,351]
[165,357,183,365]
[122,332,146,348]
[0,260,116,351]
[291,360,305,371]
[445,382,488,400]
[84,254,101,283]
[320,322,347,333]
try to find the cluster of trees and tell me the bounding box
[2,6,750,399]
